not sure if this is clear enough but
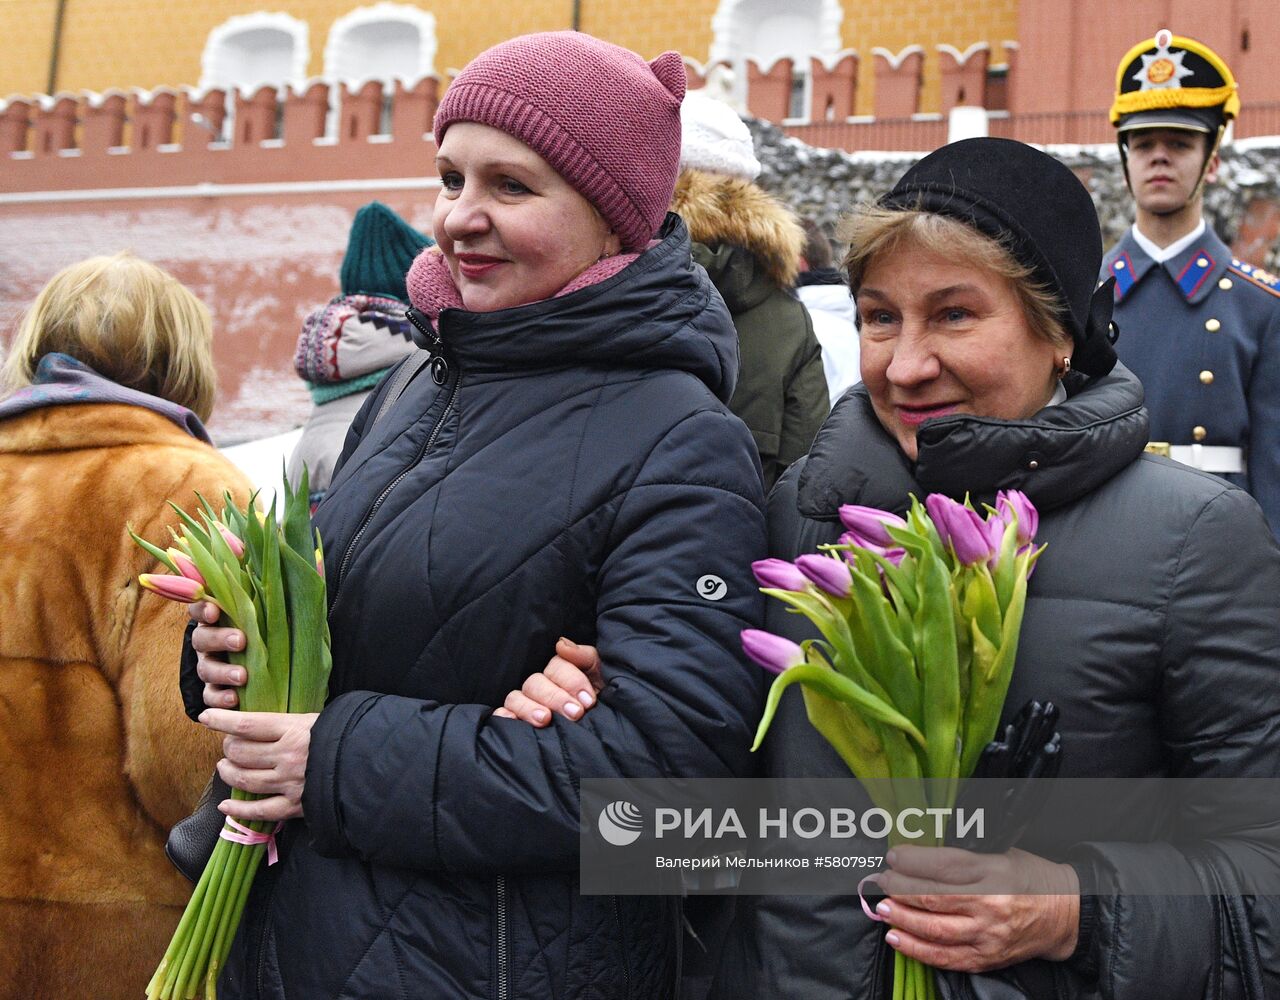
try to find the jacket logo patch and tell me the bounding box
[696,575,728,601]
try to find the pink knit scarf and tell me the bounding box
[406,247,640,330]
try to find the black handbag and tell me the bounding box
[166,771,232,883]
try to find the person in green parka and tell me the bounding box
[673,92,829,489]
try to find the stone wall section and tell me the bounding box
[749,117,1280,273]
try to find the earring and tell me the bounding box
[1056,357,1072,379]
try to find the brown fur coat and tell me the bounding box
[0,403,251,1000]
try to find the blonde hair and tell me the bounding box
[3,252,217,421]
[839,206,1072,349]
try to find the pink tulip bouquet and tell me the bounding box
[746,491,1043,1000]
[129,468,331,1000]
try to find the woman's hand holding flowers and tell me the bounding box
[875,845,1080,973]
[197,708,318,822]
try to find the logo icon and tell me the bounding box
[696,575,728,601]
[598,801,644,846]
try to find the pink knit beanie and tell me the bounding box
[434,31,686,251]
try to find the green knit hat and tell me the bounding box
[339,201,432,302]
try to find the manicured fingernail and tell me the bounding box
[233,669,246,683]
[886,849,897,866]
[559,636,578,649]
[533,709,549,723]
[217,802,230,814]
[224,692,237,706]
[230,634,244,650]
[578,691,594,708]
[198,711,209,724]
[564,701,582,719]
[885,932,900,947]
[876,901,892,918]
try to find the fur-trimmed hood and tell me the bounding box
[671,168,804,288]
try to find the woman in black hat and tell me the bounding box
[724,136,1280,1000]
[509,137,1280,999]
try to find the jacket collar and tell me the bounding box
[1106,225,1230,305]
[797,365,1150,520]
[434,214,740,404]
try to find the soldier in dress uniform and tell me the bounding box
[1104,28,1280,538]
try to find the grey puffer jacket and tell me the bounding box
[713,364,1280,1000]
[208,217,768,999]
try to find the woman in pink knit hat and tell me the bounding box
[182,31,767,999]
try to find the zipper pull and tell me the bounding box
[405,306,443,351]
[405,306,450,384]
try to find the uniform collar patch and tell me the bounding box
[1173,247,1216,300]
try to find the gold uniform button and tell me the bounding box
[1205,318,1221,332]
[1193,426,1208,442]
[1200,370,1215,385]
[1219,278,1233,290]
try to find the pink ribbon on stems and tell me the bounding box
[858,873,886,921]
[220,818,284,865]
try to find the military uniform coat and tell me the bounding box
[1103,224,1280,537]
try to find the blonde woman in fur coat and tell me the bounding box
[0,253,251,1000]
[673,93,829,489]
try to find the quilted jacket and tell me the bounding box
[714,365,1280,1000]
[211,216,769,999]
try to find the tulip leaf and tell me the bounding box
[281,464,313,563]
[752,663,926,753]
[168,501,212,551]
[279,542,331,712]
[128,526,179,574]
[258,497,292,712]
[845,548,922,730]
[914,542,961,783]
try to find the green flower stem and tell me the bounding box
[178,837,240,998]
[148,855,213,998]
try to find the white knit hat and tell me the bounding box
[679,91,761,180]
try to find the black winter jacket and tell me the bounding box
[713,366,1280,1000]
[206,218,768,999]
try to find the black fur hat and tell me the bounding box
[881,137,1118,378]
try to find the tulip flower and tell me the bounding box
[752,558,809,591]
[926,494,995,566]
[134,467,331,1000]
[796,553,853,598]
[838,531,907,568]
[741,629,805,675]
[216,523,246,559]
[139,573,206,603]
[838,504,907,546]
[166,547,204,585]
[753,491,1043,1000]
[996,489,1038,545]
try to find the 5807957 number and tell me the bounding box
[814,856,883,869]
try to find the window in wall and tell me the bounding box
[325,4,437,136]
[710,0,844,120]
[201,13,309,141]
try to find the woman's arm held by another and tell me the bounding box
[493,638,603,726]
